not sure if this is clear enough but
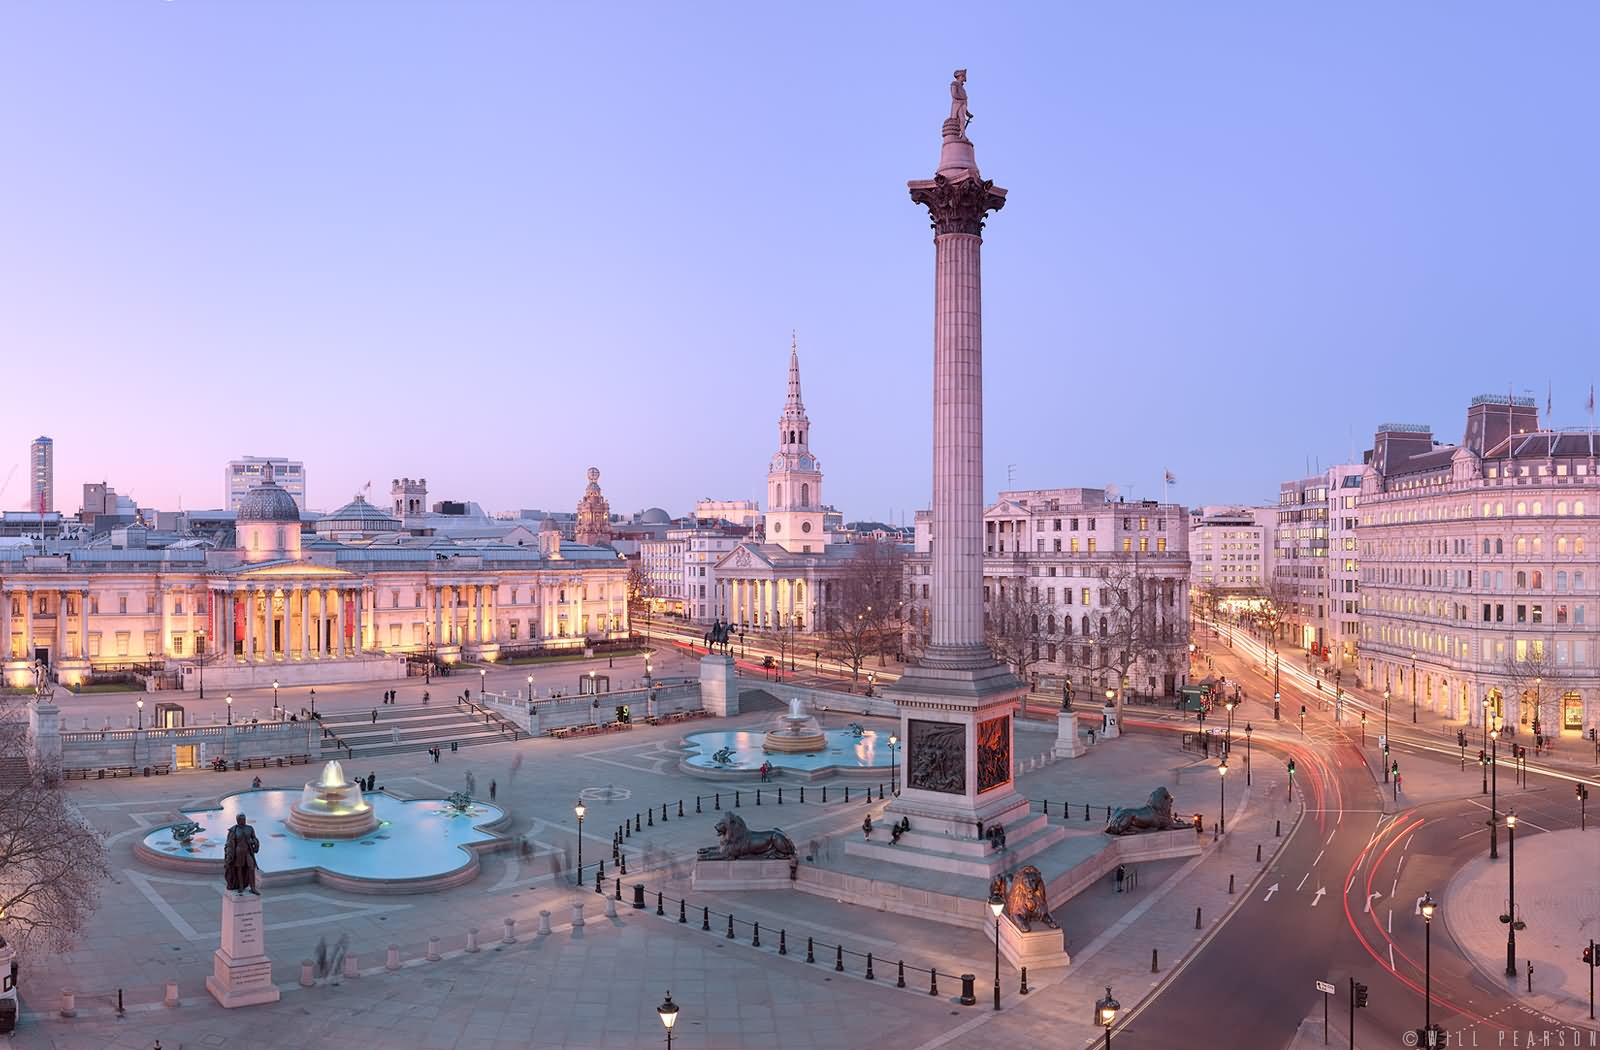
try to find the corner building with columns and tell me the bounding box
[1358,396,1600,735]
[1,466,628,690]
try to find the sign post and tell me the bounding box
[1316,980,1335,1044]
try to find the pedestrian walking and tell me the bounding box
[423,690,430,706]
[371,709,378,724]
[489,779,497,802]
[314,936,328,979]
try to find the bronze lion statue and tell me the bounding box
[988,865,1058,932]
[1105,786,1186,835]
[696,812,796,861]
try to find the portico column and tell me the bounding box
[22,587,33,662]
[470,585,481,644]
[1,587,12,661]
[55,589,68,659]
[334,589,346,659]
[244,587,256,663]
[298,586,309,659]
[160,586,172,658]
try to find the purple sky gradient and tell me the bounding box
[2,4,1596,518]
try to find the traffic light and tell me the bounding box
[1300,704,1306,716]
[1577,784,1589,800]
[1478,749,1486,764]
[1392,761,1400,777]
[1287,758,1296,776]
[1583,944,1594,967]
[1352,981,1368,1008]
[1457,729,1467,748]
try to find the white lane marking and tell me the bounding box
[1311,887,1327,907]
[1264,883,1280,902]
[1387,909,1393,934]
[1364,891,1382,913]
[1297,872,1310,892]
[1389,943,1396,969]
[1313,850,1324,867]
[1327,830,1338,845]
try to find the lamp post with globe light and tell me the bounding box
[987,890,1004,1010]
[1096,986,1121,1049]
[136,698,143,730]
[1505,811,1520,976]
[574,800,586,885]
[226,694,233,725]
[1421,892,1437,1037]
[272,679,279,719]
[888,734,900,795]
[657,991,680,1049]
[1490,722,1501,859]
[1218,760,1228,834]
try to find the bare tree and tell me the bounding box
[984,576,1056,686]
[1100,565,1169,702]
[0,692,110,955]
[1501,648,1565,733]
[821,537,904,681]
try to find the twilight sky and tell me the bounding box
[2,3,1597,519]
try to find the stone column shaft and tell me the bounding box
[244,588,256,663]
[1,587,12,661]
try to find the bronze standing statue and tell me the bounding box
[223,813,260,895]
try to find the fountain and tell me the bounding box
[285,760,378,839]
[762,696,828,754]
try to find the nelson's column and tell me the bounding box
[865,72,1049,874]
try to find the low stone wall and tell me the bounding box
[749,679,899,719]
[178,655,405,691]
[60,721,320,771]
[529,682,701,734]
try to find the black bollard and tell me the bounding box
[897,960,906,988]
[1043,799,1049,815]
[625,820,631,839]
[726,914,735,940]
[1256,843,1262,862]
[656,891,664,916]
[598,859,605,880]
[1228,874,1235,895]
[1085,803,1091,821]
[595,870,602,894]
[1152,948,1159,972]
[806,937,815,963]
[959,973,977,1006]
[930,968,939,996]
[778,787,783,805]
[1195,906,1202,929]
[866,953,875,980]
[615,878,622,900]
[696,796,702,814]
[752,922,761,948]
[1020,967,1029,995]
[678,799,684,817]
[679,899,687,924]
[845,787,850,803]
[779,929,787,955]
[620,855,627,875]
[822,786,827,803]
[648,809,654,827]
[702,906,710,931]
[835,945,844,973]
[756,789,761,806]
[800,786,805,804]
[879,784,884,800]
[1107,805,1112,821]
[635,813,641,832]
[1275,819,1281,837]
[715,792,720,810]
[735,790,741,808]
[632,883,646,909]
[662,803,668,822]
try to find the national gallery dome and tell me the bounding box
[237,466,301,524]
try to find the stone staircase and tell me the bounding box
[0,756,32,788]
[317,703,515,760]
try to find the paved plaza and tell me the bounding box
[7,694,1305,1049]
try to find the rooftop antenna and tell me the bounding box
[1006,463,1016,487]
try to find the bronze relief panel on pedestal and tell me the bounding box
[976,715,1011,793]
[907,718,965,795]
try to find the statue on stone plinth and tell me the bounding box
[990,865,1058,932]
[222,813,260,894]
[948,69,973,140]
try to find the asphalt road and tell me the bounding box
[1103,636,1600,1050]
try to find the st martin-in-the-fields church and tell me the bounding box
[710,339,883,633]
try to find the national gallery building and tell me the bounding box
[1,467,629,690]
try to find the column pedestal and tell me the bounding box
[206,893,280,1008]
[1053,710,1085,759]
[700,654,738,717]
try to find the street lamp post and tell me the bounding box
[1360,711,1367,747]
[888,734,899,795]
[1505,810,1519,977]
[1096,986,1121,1049]
[226,693,233,725]
[1383,688,1391,748]
[657,990,680,1049]
[1225,698,1236,753]
[1244,723,1252,785]
[1421,892,1437,1037]
[575,800,586,885]
[136,698,144,730]
[310,688,317,717]
[1489,722,1501,859]
[526,674,534,703]
[988,891,1004,1010]
[479,667,486,701]
[272,679,279,719]
[1411,651,1418,723]
[1218,759,1228,834]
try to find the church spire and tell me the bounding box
[786,331,804,414]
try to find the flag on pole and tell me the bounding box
[1547,381,1552,417]
[1164,469,1177,485]
[1589,384,1596,414]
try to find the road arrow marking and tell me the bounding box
[1311,887,1327,907]
[1264,883,1279,902]
[1365,891,1382,913]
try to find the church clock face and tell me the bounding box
[772,521,781,533]
[771,454,785,470]
[801,521,813,533]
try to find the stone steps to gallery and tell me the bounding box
[0,756,33,788]
[318,704,512,759]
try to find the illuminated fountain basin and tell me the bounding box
[763,697,828,753]
[683,727,894,780]
[135,788,508,893]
